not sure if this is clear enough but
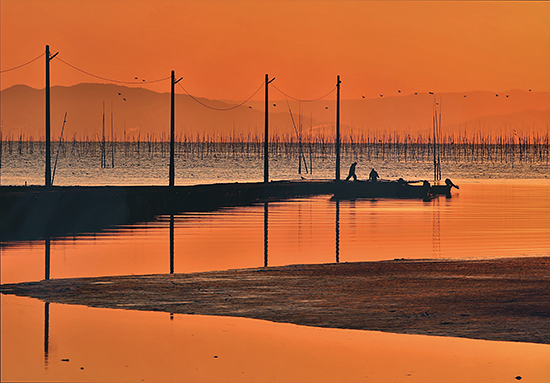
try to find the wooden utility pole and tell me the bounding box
[264,74,269,183]
[264,74,275,183]
[102,102,106,168]
[335,75,341,181]
[45,45,58,187]
[170,70,183,187]
[111,101,115,168]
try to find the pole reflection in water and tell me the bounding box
[264,202,268,267]
[44,237,51,280]
[433,199,441,258]
[43,302,50,369]
[170,214,174,274]
[335,199,340,263]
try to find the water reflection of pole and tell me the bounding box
[170,214,175,274]
[433,199,441,258]
[44,302,50,368]
[264,202,268,267]
[335,200,340,263]
[45,237,51,280]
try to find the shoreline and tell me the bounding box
[2,257,549,345]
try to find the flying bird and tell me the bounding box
[142,79,145,82]
[118,92,121,95]
[463,95,467,97]
[362,95,365,98]
[273,103,276,107]
[414,92,418,95]
[134,77,138,80]
[529,89,532,92]
[398,90,401,93]
[379,94,383,97]
[248,106,252,108]
[506,95,509,98]
[495,94,499,97]
[325,106,328,109]
[123,98,126,101]
[429,92,434,95]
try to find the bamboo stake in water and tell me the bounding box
[51,112,67,185]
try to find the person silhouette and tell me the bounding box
[346,162,358,181]
[369,168,379,182]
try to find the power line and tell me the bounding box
[0,53,45,73]
[56,57,170,84]
[272,84,336,102]
[178,82,264,111]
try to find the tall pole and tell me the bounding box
[169,71,183,187]
[169,70,175,187]
[111,101,115,168]
[102,101,105,168]
[335,75,341,181]
[45,45,51,186]
[264,74,269,183]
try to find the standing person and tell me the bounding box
[369,168,379,182]
[346,162,358,181]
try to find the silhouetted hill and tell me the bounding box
[1,84,321,141]
[1,84,549,141]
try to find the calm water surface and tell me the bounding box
[2,294,549,383]
[2,177,549,381]
[1,180,549,283]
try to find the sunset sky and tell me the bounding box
[1,0,549,101]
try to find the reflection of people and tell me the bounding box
[345,162,358,181]
[369,168,379,182]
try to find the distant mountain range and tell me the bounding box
[1,84,549,141]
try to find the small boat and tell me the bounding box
[332,178,458,201]
[429,178,460,198]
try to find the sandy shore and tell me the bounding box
[2,257,549,345]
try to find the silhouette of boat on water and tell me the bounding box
[332,178,459,201]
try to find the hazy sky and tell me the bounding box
[1,0,549,100]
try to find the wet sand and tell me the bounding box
[2,257,549,345]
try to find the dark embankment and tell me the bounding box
[0,180,334,241]
[2,257,549,345]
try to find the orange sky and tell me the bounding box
[1,0,549,100]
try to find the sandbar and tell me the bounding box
[1,257,549,344]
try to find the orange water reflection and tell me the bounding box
[1,181,549,284]
[2,294,549,383]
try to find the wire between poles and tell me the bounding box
[178,82,264,111]
[272,84,336,102]
[56,57,170,84]
[0,53,45,73]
